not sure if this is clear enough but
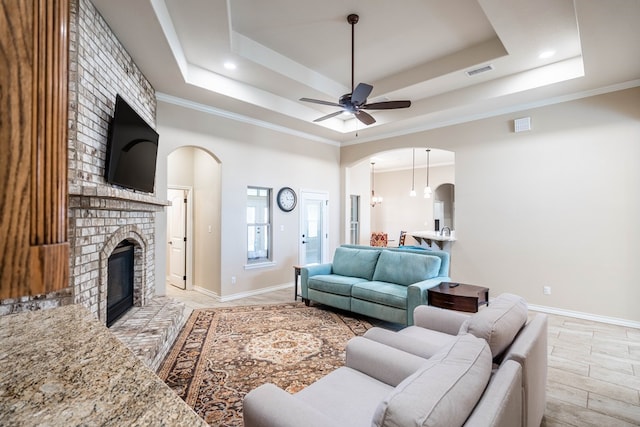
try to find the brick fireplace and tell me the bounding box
[68,190,165,323]
[65,0,166,324]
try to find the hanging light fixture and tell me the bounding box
[409,148,416,197]
[370,162,383,207]
[424,149,432,198]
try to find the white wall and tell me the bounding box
[155,101,341,299]
[341,87,640,324]
[193,149,221,295]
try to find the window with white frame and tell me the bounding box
[247,187,271,263]
[349,194,360,244]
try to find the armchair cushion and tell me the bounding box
[332,247,381,280]
[459,293,528,358]
[372,250,442,286]
[296,367,393,427]
[372,334,492,427]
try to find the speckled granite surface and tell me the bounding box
[0,305,207,426]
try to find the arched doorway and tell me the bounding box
[167,147,221,295]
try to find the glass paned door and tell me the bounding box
[299,191,329,265]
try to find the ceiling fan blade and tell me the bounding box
[313,110,345,123]
[355,110,376,125]
[300,98,343,108]
[362,100,412,110]
[351,83,373,106]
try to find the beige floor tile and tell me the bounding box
[588,352,636,376]
[549,366,639,404]
[549,338,592,354]
[547,379,589,407]
[589,365,640,398]
[544,399,639,427]
[588,392,640,425]
[548,354,590,376]
[557,329,594,344]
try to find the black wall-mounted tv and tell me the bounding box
[104,95,159,193]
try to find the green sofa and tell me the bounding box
[301,245,450,325]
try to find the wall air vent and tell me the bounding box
[466,64,494,77]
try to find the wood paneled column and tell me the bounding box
[0,0,69,299]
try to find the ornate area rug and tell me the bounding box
[157,303,372,426]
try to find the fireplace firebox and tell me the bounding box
[107,241,135,327]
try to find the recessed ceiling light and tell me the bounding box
[538,50,556,59]
[224,61,237,70]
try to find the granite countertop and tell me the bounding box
[0,305,207,426]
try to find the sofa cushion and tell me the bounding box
[352,281,408,309]
[459,293,528,358]
[372,334,492,427]
[332,247,381,281]
[372,250,442,286]
[308,275,368,296]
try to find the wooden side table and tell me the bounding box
[293,265,302,301]
[428,282,489,313]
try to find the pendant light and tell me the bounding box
[409,148,416,197]
[370,162,383,207]
[424,149,432,198]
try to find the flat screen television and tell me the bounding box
[104,95,159,193]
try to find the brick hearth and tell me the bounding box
[110,296,188,371]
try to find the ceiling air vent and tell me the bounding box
[466,64,494,77]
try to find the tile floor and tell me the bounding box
[165,286,640,426]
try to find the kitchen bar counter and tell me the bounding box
[0,305,206,426]
[409,230,456,250]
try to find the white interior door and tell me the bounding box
[299,191,329,265]
[167,188,187,289]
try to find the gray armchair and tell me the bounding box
[243,334,523,427]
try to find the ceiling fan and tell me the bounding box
[299,14,411,126]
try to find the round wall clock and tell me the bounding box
[277,187,297,212]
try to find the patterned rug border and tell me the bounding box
[157,303,373,425]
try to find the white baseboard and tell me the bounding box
[192,285,221,301]
[193,283,292,303]
[190,286,640,329]
[528,303,640,329]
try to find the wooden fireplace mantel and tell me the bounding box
[0,0,70,299]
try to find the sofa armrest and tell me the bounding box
[345,336,426,387]
[300,263,332,299]
[243,383,335,427]
[501,313,548,427]
[464,360,523,427]
[406,277,450,325]
[412,305,471,335]
[363,327,438,359]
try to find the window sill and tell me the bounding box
[244,261,276,270]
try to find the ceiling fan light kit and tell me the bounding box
[300,13,411,126]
